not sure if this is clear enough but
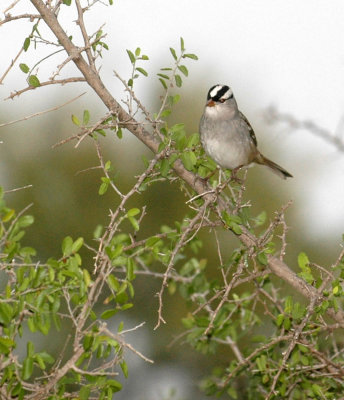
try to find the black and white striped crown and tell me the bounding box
[207,84,233,102]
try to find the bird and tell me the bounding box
[199,84,292,180]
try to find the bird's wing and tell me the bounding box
[239,111,257,147]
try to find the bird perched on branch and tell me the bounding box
[199,84,292,179]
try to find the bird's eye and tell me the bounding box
[219,98,226,103]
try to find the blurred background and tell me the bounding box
[1,0,344,398]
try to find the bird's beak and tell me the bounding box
[206,99,216,107]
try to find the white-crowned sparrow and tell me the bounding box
[199,84,292,179]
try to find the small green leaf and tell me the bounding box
[180,37,185,51]
[107,274,120,291]
[135,47,141,56]
[105,160,111,171]
[107,379,122,392]
[141,54,149,60]
[157,73,170,79]
[83,110,90,125]
[298,252,309,270]
[18,215,34,228]
[136,67,148,77]
[23,37,30,51]
[183,53,198,60]
[0,337,15,355]
[178,65,188,76]
[276,314,284,327]
[22,357,34,380]
[71,114,80,126]
[83,269,92,287]
[127,208,140,217]
[257,252,268,265]
[71,237,84,253]
[80,385,91,400]
[101,309,117,319]
[62,236,73,256]
[126,49,135,64]
[169,47,177,60]
[19,63,30,73]
[160,158,170,177]
[128,216,139,231]
[27,341,34,357]
[28,75,40,87]
[159,78,168,89]
[2,209,15,222]
[181,151,197,170]
[120,361,129,378]
[175,74,182,87]
[0,303,13,325]
[62,0,72,5]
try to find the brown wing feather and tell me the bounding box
[239,111,257,146]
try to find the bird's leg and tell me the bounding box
[230,166,244,184]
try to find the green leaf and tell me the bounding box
[80,385,91,400]
[178,65,188,76]
[71,114,81,126]
[63,0,72,4]
[180,37,185,51]
[120,361,129,378]
[22,357,34,380]
[0,337,15,355]
[284,296,293,313]
[72,237,84,253]
[276,314,284,327]
[157,73,170,79]
[83,269,92,287]
[93,224,103,239]
[107,380,122,391]
[135,47,141,56]
[136,67,148,77]
[159,78,168,89]
[126,49,136,64]
[18,215,34,228]
[141,54,149,60]
[257,252,268,265]
[183,53,198,60]
[186,133,199,148]
[128,216,139,231]
[99,179,109,195]
[101,309,117,319]
[107,274,120,291]
[2,209,15,222]
[175,74,182,87]
[83,110,90,125]
[23,37,30,51]
[298,252,309,270]
[254,211,267,226]
[0,302,13,325]
[28,75,40,87]
[127,208,140,217]
[169,47,177,60]
[181,151,197,171]
[160,158,170,177]
[27,341,34,357]
[62,236,73,256]
[19,63,30,73]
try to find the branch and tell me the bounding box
[29,0,344,329]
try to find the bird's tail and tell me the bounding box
[255,153,293,180]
